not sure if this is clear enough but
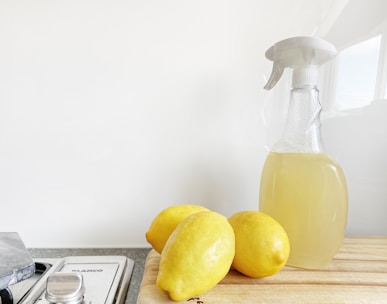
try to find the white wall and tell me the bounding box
[0,0,386,247]
[323,101,387,235]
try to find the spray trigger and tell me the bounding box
[263,36,337,90]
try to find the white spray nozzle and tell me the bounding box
[264,36,337,90]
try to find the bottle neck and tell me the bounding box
[273,85,324,153]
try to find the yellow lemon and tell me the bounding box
[156,211,235,301]
[145,204,209,254]
[228,210,289,278]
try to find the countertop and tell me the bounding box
[28,247,151,304]
[138,237,387,303]
[28,237,387,303]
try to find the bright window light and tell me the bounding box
[335,35,381,110]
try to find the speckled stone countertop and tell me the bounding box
[28,248,151,304]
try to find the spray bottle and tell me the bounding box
[259,36,348,269]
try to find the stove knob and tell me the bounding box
[45,273,85,304]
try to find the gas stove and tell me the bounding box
[4,255,134,304]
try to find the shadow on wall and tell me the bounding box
[322,99,387,235]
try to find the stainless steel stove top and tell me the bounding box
[5,256,134,304]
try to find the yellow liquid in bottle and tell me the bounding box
[259,152,348,269]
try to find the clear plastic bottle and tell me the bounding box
[259,37,348,269]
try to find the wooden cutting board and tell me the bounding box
[137,237,387,304]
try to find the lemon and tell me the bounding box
[228,210,289,278]
[156,211,235,301]
[145,204,209,253]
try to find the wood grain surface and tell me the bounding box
[137,237,387,303]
